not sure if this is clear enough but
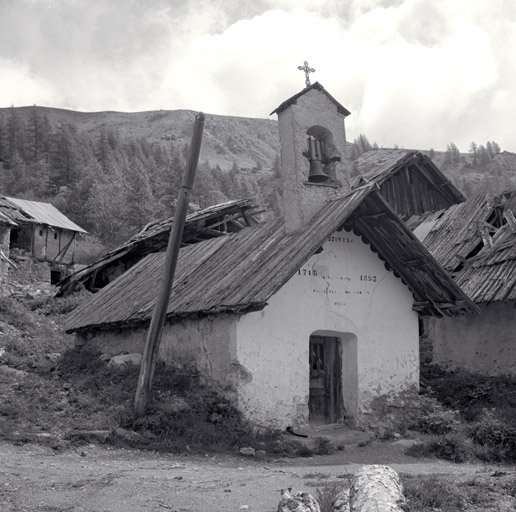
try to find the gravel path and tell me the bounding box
[0,441,507,512]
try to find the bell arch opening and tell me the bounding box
[305,126,342,183]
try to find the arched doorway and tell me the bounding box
[308,331,357,424]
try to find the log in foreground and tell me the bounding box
[349,465,406,512]
[276,465,406,512]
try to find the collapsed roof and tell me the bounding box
[408,190,516,304]
[57,199,261,296]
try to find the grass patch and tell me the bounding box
[316,483,347,512]
[402,475,465,511]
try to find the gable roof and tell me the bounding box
[65,185,476,334]
[0,197,86,233]
[56,198,260,296]
[352,149,465,212]
[408,190,516,304]
[270,82,351,117]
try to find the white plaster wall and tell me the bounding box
[81,314,243,390]
[235,229,419,428]
[427,302,516,376]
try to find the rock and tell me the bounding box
[66,430,111,444]
[277,489,320,512]
[392,438,420,447]
[111,427,143,443]
[333,489,350,512]
[108,353,142,367]
[239,447,255,457]
[45,352,61,363]
[167,396,191,413]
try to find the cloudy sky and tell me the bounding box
[1,0,515,152]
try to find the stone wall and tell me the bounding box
[426,302,516,376]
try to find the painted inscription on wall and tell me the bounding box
[295,229,385,312]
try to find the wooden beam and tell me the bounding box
[504,209,516,233]
[134,112,205,417]
[360,212,387,221]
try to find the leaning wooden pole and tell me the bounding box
[134,112,205,416]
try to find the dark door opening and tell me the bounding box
[308,335,342,424]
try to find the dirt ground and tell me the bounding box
[1,434,514,512]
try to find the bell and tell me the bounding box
[308,159,329,183]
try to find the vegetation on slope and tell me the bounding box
[405,364,516,463]
[1,106,515,251]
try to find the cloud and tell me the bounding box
[0,0,515,151]
[0,57,60,106]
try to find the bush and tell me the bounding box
[470,416,516,462]
[406,434,470,463]
[58,346,106,379]
[409,396,458,435]
[421,365,516,420]
[314,437,336,455]
[27,291,89,316]
[432,434,470,462]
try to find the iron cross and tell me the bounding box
[298,61,315,88]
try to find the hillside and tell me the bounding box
[0,105,515,248]
[0,106,280,172]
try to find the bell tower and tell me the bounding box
[271,79,351,232]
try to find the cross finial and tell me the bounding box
[297,61,315,88]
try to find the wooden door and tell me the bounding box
[308,336,342,424]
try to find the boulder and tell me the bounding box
[239,447,255,457]
[108,353,142,367]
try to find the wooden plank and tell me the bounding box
[504,209,516,233]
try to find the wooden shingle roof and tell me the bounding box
[65,185,476,334]
[409,190,516,304]
[454,223,516,303]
